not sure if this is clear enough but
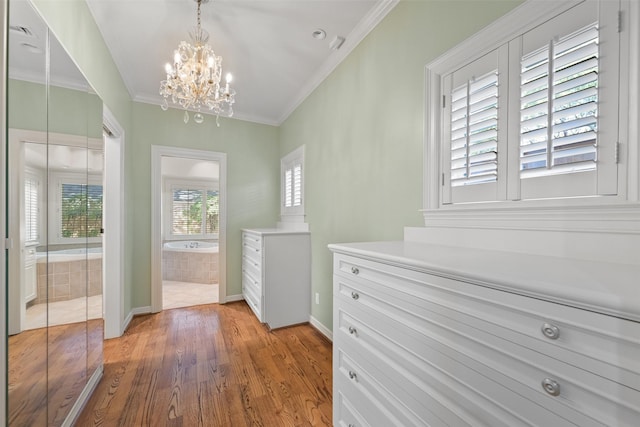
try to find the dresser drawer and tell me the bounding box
[242,232,262,250]
[337,287,639,426]
[334,254,640,391]
[241,260,262,292]
[335,349,428,427]
[242,254,261,278]
[335,392,367,427]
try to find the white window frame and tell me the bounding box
[163,178,219,241]
[49,171,103,245]
[280,145,305,221]
[24,166,44,246]
[423,0,640,231]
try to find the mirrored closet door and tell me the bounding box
[6,1,104,425]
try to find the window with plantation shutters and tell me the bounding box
[450,70,499,187]
[432,0,621,207]
[281,146,305,219]
[25,173,40,244]
[170,186,219,237]
[520,24,599,178]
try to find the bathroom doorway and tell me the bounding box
[151,146,227,312]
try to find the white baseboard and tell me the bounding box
[224,294,244,303]
[309,315,332,342]
[123,306,152,334]
[62,363,104,427]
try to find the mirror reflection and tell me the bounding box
[7,1,104,425]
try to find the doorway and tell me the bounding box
[151,146,227,312]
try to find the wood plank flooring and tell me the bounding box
[75,302,333,426]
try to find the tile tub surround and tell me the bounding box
[162,250,219,284]
[36,257,102,303]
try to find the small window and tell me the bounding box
[169,185,219,238]
[281,146,305,219]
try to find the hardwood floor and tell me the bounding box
[75,302,333,426]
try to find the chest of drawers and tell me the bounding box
[242,228,311,329]
[329,241,640,427]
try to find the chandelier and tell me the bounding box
[159,0,235,124]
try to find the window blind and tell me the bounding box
[205,190,219,234]
[60,182,103,238]
[25,177,39,243]
[520,23,599,178]
[450,70,499,187]
[171,189,203,235]
[284,163,302,208]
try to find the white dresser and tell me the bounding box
[242,228,311,329]
[329,241,640,427]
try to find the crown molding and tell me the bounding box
[275,0,399,126]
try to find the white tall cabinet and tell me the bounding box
[329,241,640,427]
[242,228,311,329]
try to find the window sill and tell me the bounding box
[421,202,640,235]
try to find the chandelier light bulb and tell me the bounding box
[159,0,236,124]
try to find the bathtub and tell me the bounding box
[37,247,103,263]
[162,241,219,284]
[163,241,218,253]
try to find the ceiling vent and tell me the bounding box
[9,25,34,37]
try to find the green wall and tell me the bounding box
[9,79,102,138]
[130,103,279,306]
[31,0,134,315]
[24,0,525,332]
[279,0,523,329]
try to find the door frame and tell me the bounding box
[102,105,125,338]
[150,145,227,312]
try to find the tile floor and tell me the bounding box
[163,280,219,310]
[26,294,103,330]
[23,280,218,330]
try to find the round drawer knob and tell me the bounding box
[348,326,357,335]
[542,378,560,396]
[351,292,359,300]
[541,323,560,340]
[348,371,357,380]
[349,424,355,427]
[351,266,359,275]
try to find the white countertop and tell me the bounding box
[329,241,640,323]
[242,228,310,235]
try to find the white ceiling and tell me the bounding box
[84,0,398,125]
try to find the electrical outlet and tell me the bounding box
[315,292,320,304]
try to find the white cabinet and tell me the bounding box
[329,241,640,427]
[242,228,311,329]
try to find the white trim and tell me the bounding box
[424,0,638,221]
[225,293,244,303]
[103,104,125,339]
[151,146,228,312]
[0,2,8,421]
[280,145,305,220]
[61,364,104,427]
[422,204,640,235]
[122,306,152,333]
[309,316,333,342]
[276,0,399,125]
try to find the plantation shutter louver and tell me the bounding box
[450,70,499,187]
[25,176,39,243]
[285,169,293,208]
[293,164,302,207]
[284,163,302,208]
[520,23,599,178]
